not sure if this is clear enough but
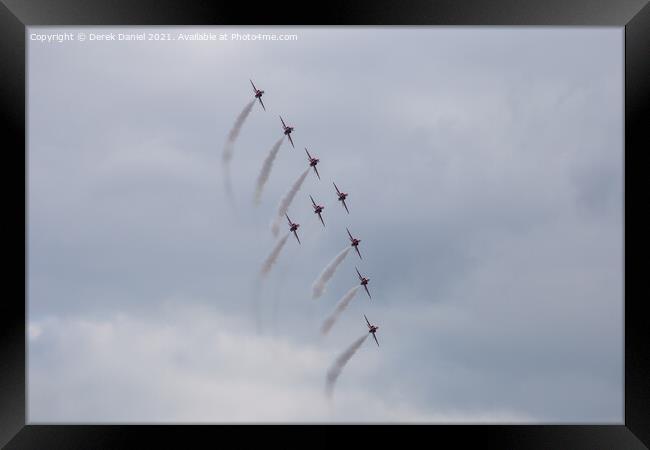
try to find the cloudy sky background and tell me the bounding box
[27,27,623,423]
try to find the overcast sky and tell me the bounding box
[27,27,623,423]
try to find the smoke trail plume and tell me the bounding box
[260,233,290,278]
[222,99,256,166]
[270,168,310,236]
[321,286,361,335]
[254,137,285,205]
[325,334,369,398]
[250,278,263,334]
[222,163,237,212]
[271,261,290,337]
[312,247,351,299]
[221,99,255,208]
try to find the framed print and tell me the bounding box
[1,0,648,448]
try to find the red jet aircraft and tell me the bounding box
[310,195,325,227]
[250,79,265,111]
[286,213,301,244]
[364,315,379,347]
[280,116,295,148]
[305,148,320,179]
[333,183,349,214]
[346,227,362,259]
[356,267,371,299]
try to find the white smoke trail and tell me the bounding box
[222,99,256,165]
[250,278,262,334]
[260,233,290,278]
[321,286,361,336]
[221,99,255,208]
[312,247,351,299]
[270,168,310,237]
[325,334,369,398]
[222,163,237,212]
[254,136,285,205]
[271,261,291,338]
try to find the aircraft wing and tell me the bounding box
[250,79,256,92]
[356,267,363,280]
[318,212,325,227]
[286,214,292,225]
[310,195,317,207]
[347,228,353,240]
[258,97,266,111]
[364,314,371,328]
[372,332,379,347]
[305,148,311,160]
[342,199,350,214]
[364,285,371,299]
[333,183,341,195]
[355,246,362,259]
[280,116,286,128]
[313,166,320,180]
[287,134,295,148]
[293,230,301,244]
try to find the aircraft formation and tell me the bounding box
[234,80,381,397]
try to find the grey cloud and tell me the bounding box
[28,27,623,422]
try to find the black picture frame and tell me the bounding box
[1,1,647,448]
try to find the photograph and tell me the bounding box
[26,26,624,424]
